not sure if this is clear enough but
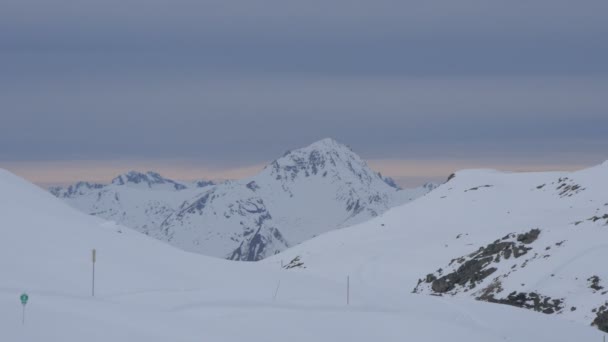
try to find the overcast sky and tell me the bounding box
[1,0,607,186]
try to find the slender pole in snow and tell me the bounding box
[273,280,281,301]
[91,249,96,297]
[19,293,28,325]
[347,276,350,305]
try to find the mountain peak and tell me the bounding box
[111,171,187,190]
[280,138,357,162]
[301,138,354,155]
[265,138,377,186]
[308,137,347,148]
[279,138,352,158]
[46,138,435,262]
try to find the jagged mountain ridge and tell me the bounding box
[51,138,436,261]
[267,160,608,332]
[50,171,214,236]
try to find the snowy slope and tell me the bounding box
[267,161,608,331]
[0,168,602,341]
[51,139,436,261]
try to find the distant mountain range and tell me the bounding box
[50,138,437,261]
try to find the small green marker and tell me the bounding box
[20,293,28,325]
[20,293,28,305]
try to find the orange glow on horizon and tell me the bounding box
[0,158,598,188]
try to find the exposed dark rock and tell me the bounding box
[112,171,187,190]
[479,291,564,315]
[592,304,608,333]
[430,257,497,293]
[414,229,540,295]
[193,180,215,188]
[465,185,493,192]
[589,276,604,292]
[50,182,105,198]
[555,177,585,198]
[588,214,608,225]
[517,229,541,244]
[346,199,363,215]
[246,181,260,191]
[229,226,287,261]
[283,256,306,269]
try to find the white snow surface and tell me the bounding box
[50,138,435,261]
[266,162,608,329]
[0,168,603,341]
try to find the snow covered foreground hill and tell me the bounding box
[0,169,602,342]
[51,138,436,261]
[267,161,608,332]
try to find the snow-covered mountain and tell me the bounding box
[50,138,436,261]
[50,171,212,236]
[266,161,608,332]
[0,168,601,342]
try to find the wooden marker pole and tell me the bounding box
[273,280,281,301]
[347,276,350,305]
[91,249,96,297]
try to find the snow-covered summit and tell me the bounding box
[264,138,369,183]
[50,138,435,261]
[111,171,188,190]
[160,138,428,260]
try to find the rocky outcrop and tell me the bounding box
[414,229,540,295]
[554,177,585,198]
[592,304,608,333]
[480,291,564,314]
[229,226,288,261]
[589,276,604,292]
[517,228,541,244]
[283,256,306,269]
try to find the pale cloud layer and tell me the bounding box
[3,156,603,189]
[1,160,266,187]
[0,0,607,185]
